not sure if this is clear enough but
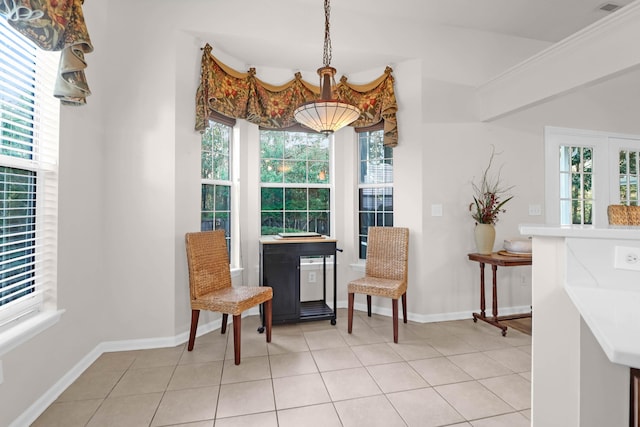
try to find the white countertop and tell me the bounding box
[522,224,640,368]
[520,223,640,239]
[564,284,640,368]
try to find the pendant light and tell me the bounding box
[293,0,360,134]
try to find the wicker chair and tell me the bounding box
[608,204,640,225]
[185,230,273,365]
[348,227,409,343]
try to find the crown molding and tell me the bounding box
[477,0,640,121]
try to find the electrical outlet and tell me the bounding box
[528,204,542,216]
[614,246,640,271]
[308,271,316,283]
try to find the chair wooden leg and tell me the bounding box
[348,292,354,334]
[402,292,407,323]
[265,299,272,343]
[233,314,241,365]
[221,313,228,335]
[188,310,200,351]
[392,299,399,343]
[367,295,372,317]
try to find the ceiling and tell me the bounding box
[196,0,635,80]
[334,0,632,42]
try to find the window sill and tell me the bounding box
[350,261,366,273]
[0,310,65,357]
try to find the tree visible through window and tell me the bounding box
[546,128,640,226]
[201,120,232,251]
[560,145,593,225]
[618,149,639,206]
[260,130,330,236]
[358,129,393,258]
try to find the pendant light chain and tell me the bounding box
[293,0,360,134]
[323,0,332,67]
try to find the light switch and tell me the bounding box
[431,204,443,217]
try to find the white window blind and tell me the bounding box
[0,18,59,330]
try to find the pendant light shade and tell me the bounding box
[293,0,360,134]
[294,100,361,134]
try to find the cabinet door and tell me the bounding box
[262,252,299,323]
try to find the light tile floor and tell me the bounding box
[32,309,532,427]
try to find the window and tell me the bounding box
[617,148,640,206]
[560,146,593,225]
[260,130,331,235]
[358,129,393,258]
[545,127,640,226]
[201,120,233,252]
[0,19,60,331]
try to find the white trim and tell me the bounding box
[0,21,60,337]
[349,262,366,273]
[337,299,531,324]
[0,310,64,357]
[230,267,243,279]
[477,0,640,121]
[545,126,640,226]
[481,0,640,89]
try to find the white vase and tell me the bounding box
[474,223,496,255]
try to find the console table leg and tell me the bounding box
[492,264,499,321]
[473,262,486,323]
[479,262,486,318]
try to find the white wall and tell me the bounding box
[4,0,639,425]
[421,122,543,318]
[0,0,110,425]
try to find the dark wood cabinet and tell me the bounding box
[259,237,337,325]
[632,368,639,427]
[261,251,300,323]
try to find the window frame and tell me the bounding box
[357,127,393,259]
[609,137,640,207]
[0,18,61,355]
[544,127,640,227]
[259,129,333,237]
[200,117,235,264]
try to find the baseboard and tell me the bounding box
[335,299,531,324]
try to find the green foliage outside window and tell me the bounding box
[619,149,639,206]
[201,124,230,181]
[358,129,393,258]
[201,121,232,247]
[560,146,593,225]
[260,130,330,235]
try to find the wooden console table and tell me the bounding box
[468,252,532,336]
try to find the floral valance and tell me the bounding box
[0,0,93,105]
[195,43,398,147]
